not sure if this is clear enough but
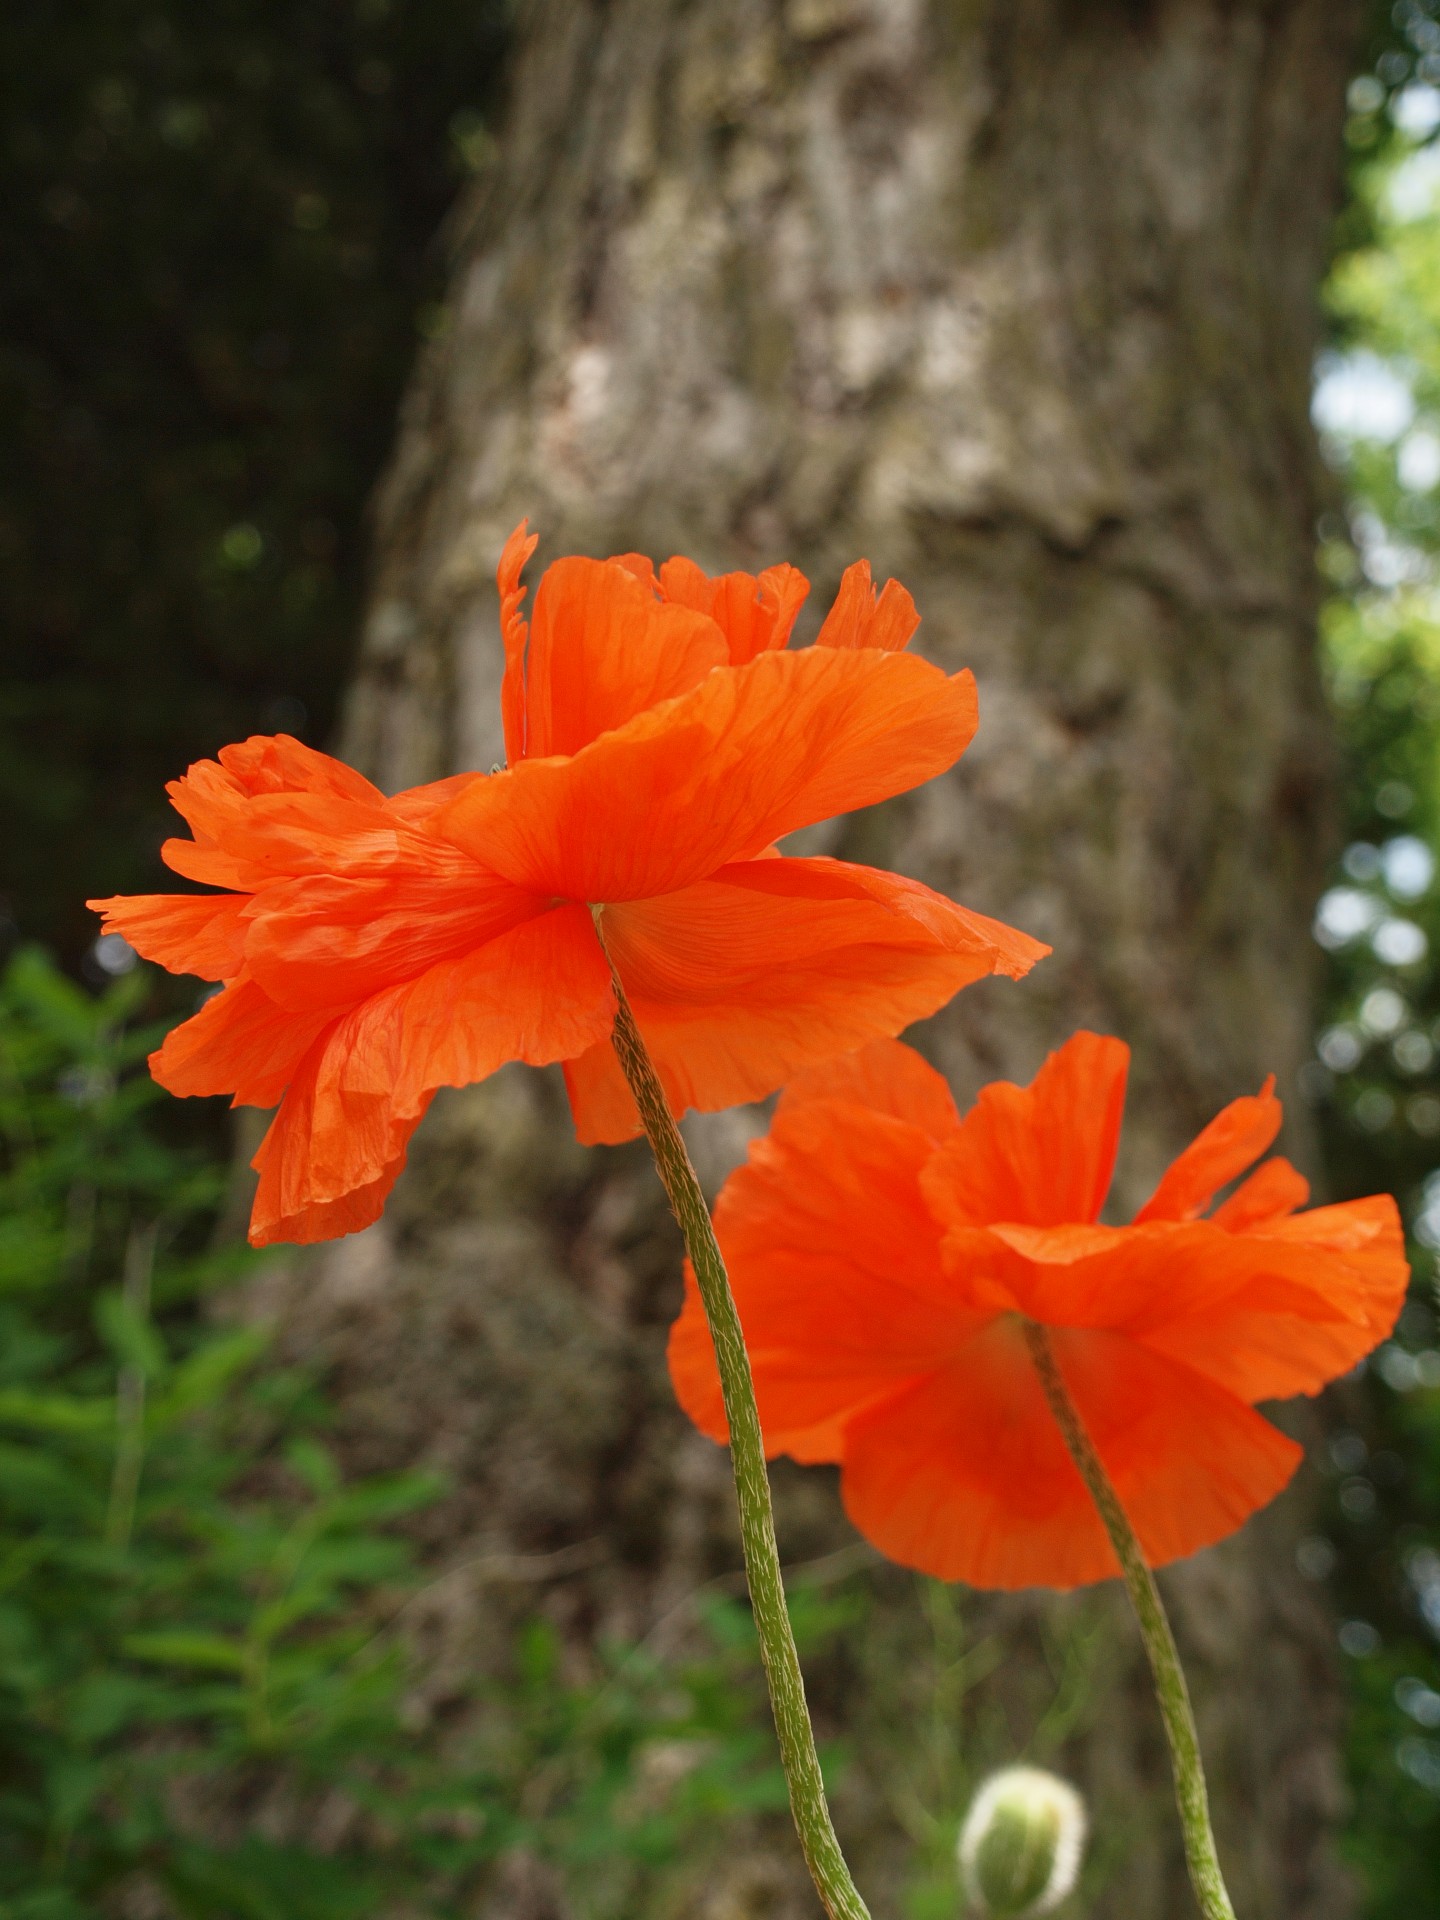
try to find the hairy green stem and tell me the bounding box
[602,953,871,1920]
[1022,1319,1237,1920]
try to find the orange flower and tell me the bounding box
[668,1032,1408,1590]
[89,527,1046,1247]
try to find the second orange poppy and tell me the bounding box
[668,1033,1408,1589]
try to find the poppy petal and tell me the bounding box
[159,837,256,893]
[658,557,810,663]
[215,733,385,803]
[839,1321,1300,1590]
[437,646,981,903]
[566,856,1046,1143]
[559,1044,634,1147]
[243,869,550,1011]
[1211,1156,1310,1229]
[520,556,727,758]
[920,1031,1129,1231]
[1134,1079,1281,1223]
[498,519,539,764]
[385,770,489,826]
[87,892,249,982]
[815,560,919,653]
[934,1200,1407,1404]
[774,1036,960,1142]
[151,979,333,1108]
[160,739,456,895]
[161,781,406,896]
[1135,1197,1408,1401]
[248,1031,432,1248]
[388,903,614,1103]
[247,906,611,1247]
[666,1092,975,1461]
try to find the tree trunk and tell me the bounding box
[275,3,1368,1913]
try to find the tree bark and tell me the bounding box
[275,3,1369,1913]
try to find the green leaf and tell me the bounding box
[94,1290,167,1380]
[0,1388,112,1434]
[121,1632,247,1674]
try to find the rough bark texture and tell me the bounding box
[264,3,1370,1914]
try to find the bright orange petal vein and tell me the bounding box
[563,856,1046,1143]
[437,645,981,903]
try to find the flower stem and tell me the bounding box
[1022,1319,1237,1920]
[603,961,871,1920]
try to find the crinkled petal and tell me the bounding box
[385,771,489,826]
[87,892,249,982]
[168,790,407,889]
[565,856,1045,1143]
[839,1322,1300,1590]
[936,1196,1403,1355]
[930,1198,1408,1403]
[215,734,384,804]
[247,905,612,1247]
[658,556,810,664]
[1135,1196,1408,1401]
[151,979,332,1108]
[920,1031,1129,1231]
[388,904,614,1105]
[815,560,919,652]
[248,1028,431,1248]
[438,646,980,902]
[667,1094,975,1462]
[159,736,466,895]
[242,869,549,1011]
[1135,1078,1281,1223]
[520,555,726,757]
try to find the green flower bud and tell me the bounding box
[958,1765,1087,1916]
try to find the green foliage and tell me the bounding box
[0,0,507,963]
[0,944,444,1914]
[1313,45,1440,1914]
[0,945,836,1916]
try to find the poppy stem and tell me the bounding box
[1022,1319,1237,1920]
[603,966,872,1920]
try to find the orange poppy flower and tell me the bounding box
[667,1032,1408,1590]
[89,528,1046,1247]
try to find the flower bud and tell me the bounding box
[957,1765,1087,1917]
